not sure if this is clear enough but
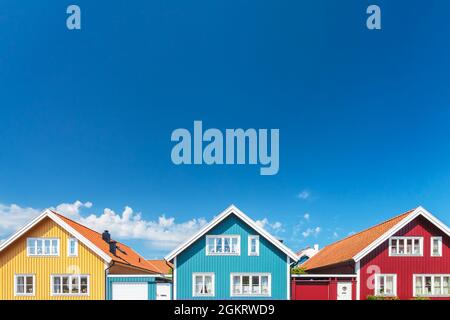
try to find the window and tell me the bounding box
[231,273,271,297]
[374,274,397,296]
[389,237,422,256]
[192,273,214,297]
[431,237,442,257]
[68,238,78,257]
[27,238,59,256]
[206,235,240,255]
[248,236,260,256]
[414,275,450,297]
[51,275,89,296]
[14,275,35,296]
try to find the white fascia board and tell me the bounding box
[165,204,299,262]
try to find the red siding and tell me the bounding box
[291,278,357,300]
[360,215,450,300]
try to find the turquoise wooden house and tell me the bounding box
[165,205,298,300]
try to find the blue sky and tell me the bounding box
[1,0,450,258]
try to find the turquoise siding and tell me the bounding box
[106,276,171,300]
[176,214,290,300]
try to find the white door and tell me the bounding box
[156,283,171,300]
[112,282,148,300]
[337,282,352,300]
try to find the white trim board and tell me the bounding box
[291,274,357,278]
[353,206,450,263]
[0,209,112,263]
[165,205,298,262]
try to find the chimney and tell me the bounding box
[313,244,319,251]
[109,241,117,255]
[102,230,111,243]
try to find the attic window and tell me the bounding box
[389,237,423,256]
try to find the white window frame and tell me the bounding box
[431,237,443,257]
[374,274,397,297]
[192,273,215,297]
[248,235,260,256]
[230,273,271,297]
[413,274,450,297]
[50,274,90,296]
[27,238,60,257]
[388,237,423,256]
[67,238,78,257]
[206,235,240,256]
[14,274,35,296]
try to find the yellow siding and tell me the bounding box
[0,217,106,300]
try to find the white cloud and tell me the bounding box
[303,213,310,221]
[297,190,310,200]
[255,218,284,234]
[0,203,41,237]
[333,231,339,238]
[302,227,321,238]
[52,200,92,218]
[0,201,208,252]
[78,206,208,251]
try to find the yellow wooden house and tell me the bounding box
[0,209,165,300]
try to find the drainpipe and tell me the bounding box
[104,261,115,300]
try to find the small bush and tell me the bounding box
[366,295,399,300]
[291,266,307,274]
[411,297,430,300]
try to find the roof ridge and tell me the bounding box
[317,208,416,250]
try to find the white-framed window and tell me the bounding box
[68,238,78,257]
[389,237,422,256]
[374,274,397,296]
[248,236,260,256]
[27,238,60,256]
[431,237,443,257]
[206,235,240,255]
[51,275,89,296]
[14,274,35,296]
[192,273,214,297]
[414,275,450,297]
[230,273,271,297]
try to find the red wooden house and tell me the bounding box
[291,206,450,300]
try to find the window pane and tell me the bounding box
[62,277,70,293]
[398,240,404,254]
[233,276,241,294]
[251,276,260,294]
[80,276,88,293]
[72,276,79,294]
[414,239,420,254]
[386,276,393,295]
[28,239,36,255]
[205,276,212,294]
[406,239,412,254]
[425,277,432,295]
[415,277,423,295]
[44,239,51,255]
[207,238,215,254]
[52,240,58,254]
[16,277,25,294]
[443,277,450,295]
[53,277,61,294]
[391,239,397,254]
[231,238,238,253]
[224,238,230,253]
[36,240,42,255]
[434,277,441,295]
[261,276,269,294]
[242,276,250,294]
[216,238,223,253]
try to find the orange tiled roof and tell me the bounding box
[147,260,173,274]
[52,211,164,274]
[302,208,416,271]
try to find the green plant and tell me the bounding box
[411,296,430,300]
[291,266,306,274]
[366,295,400,300]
